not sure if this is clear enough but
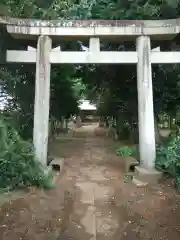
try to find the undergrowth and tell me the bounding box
[156,133,180,189]
[116,145,139,160]
[0,117,54,190]
[116,133,180,189]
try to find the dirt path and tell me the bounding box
[0,126,180,239]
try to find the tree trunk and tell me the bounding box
[154,116,161,144]
[105,117,109,128]
[65,118,68,129]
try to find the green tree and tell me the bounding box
[1,0,180,142]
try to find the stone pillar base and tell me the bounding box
[133,166,162,187]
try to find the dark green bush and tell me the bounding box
[117,134,180,189]
[0,117,54,190]
[156,134,180,189]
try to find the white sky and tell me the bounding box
[78,100,96,110]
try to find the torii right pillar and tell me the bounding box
[135,35,162,186]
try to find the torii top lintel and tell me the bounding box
[1,16,180,40]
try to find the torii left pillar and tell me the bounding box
[33,35,52,165]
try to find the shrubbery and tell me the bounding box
[116,133,180,189]
[156,134,180,188]
[0,117,54,190]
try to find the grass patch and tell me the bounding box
[116,145,139,160]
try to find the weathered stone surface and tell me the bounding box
[7,49,180,64]
[0,16,178,28]
[0,16,179,40]
[33,35,52,166]
[134,166,162,185]
[136,36,156,171]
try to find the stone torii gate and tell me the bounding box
[1,17,180,183]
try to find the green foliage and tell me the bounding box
[117,145,139,160]
[0,64,80,140]
[156,134,180,189]
[116,145,136,156]
[73,0,180,132]
[1,0,180,141]
[117,146,133,157]
[1,0,180,191]
[0,117,54,190]
[49,116,61,135]
[50,66,80,120]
